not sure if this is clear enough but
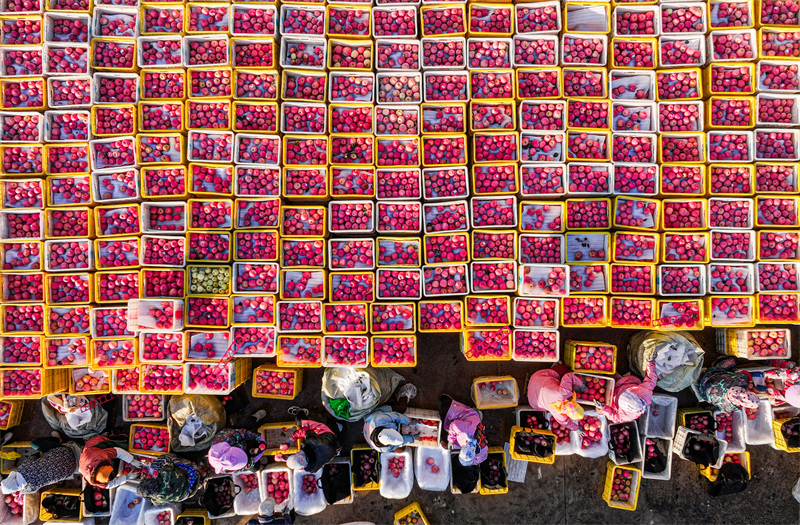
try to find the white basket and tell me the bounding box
[514,34,559,67]
[673,426,728,468]
[756,93,800,127]
[137,35,183,69]
[660,2,706,35]
[511,328,559,362]
[232,471,263,516]
[328,71,375,103]
[0,111,43,143]
[707,28,756,63]
[658,34,706,67]
[279,4,324,37]
[258,465,294,513]
[609,70,655,101]
[639,393,677,439]
[183,34,230,68]
[639,437,673,480]
[515,1,562,35]
[657,263,707,296]
[562,33,608,66]
[379,449,414,499]
[608,420,643,466]
[280,36,326,70]
[612,5,660,37]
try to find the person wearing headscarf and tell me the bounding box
[276,415,340,473]
[697,357,761,413]
[0,438,82,495]
[595,359,658,424]
[439,395,488,466]
[761,361,800,407]
[79,435,141,489]
[527,365,585,430]
[136,454,205,504]
[362,405,415,453]
[207,428,266,475]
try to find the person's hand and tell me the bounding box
[129,458,143,468]
[259,497,276,517]
[593,400,604,409]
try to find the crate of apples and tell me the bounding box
[130,424,170,455]
[575,374,614,405]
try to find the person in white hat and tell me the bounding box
[362,406,415,453]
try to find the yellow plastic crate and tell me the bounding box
[69,367,111,396]
[472,375,518,409]
[677,407,713,429]
[418,300,464,332]
[0,400,23,430]
[602,462,641,511]
[560,295,609,328]
[509,426,556,464]
[91,104,137,137]
[175,509,210,525]
[276,335,323,368]
[655,299,704,331]
[609,297,655,329]
[471,131,516,166]
[420,4,467,37]
[40,488,82,522]
[259,421,301,456]
[462,327,512,361]
[700,451,752,481]
[370,335,417,367]
[565,340,617,375]
[773,417,800,453]
[140,69,187,101]
[252,365,302,400]
[468,3,514,36]
[351,443,380,491]
[394,502,430,525]
[479,446,508,495]
[0,441,37,475]
[129,423,171,456]
[0,367,68,400]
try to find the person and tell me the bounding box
[697,357,760,413]
[208,427,267,475]
[246,498,294,525]
[526,364,585,430]
[0,435,81,495]
[595,358,658,423]
[439,395,488,466]
[79,434,142,488]
[362,405,415,453]
[276,408,341,473]
[761,362,800,407]
[137,453,205,504]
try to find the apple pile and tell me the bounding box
[523,412,549,430]
[265,471,290,504]
[354,449,378,487]
[609,468,634,502]
[610,424,634,456]
[302,474,317,495]
[716,413,734,441]
[387,456,405,478]
[572,344,614,373]
[579,415,603,449]
[549,419,572,444]
[4,493,22,516]
[125,394,163,420]
[687,414,713,433]
[575,376,608,404]
[131,425,169,453]
[240,473,258,493]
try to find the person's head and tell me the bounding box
[285,451,308,470]
[94,463,114,485]
[785,385,800,408]
[560,395,584,422]
[370,426,404,449]
[208,442,248,474]
[724,386,760,409]
[618,391,647,417]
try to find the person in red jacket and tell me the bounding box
[79,435,142,488]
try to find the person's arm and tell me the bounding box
[114,447,142,466]
[106,471,137,489]
[551,410,579,431]
[640,360,658,392]
[392,412,411,425]
[596,403,621,424]
[559,373,584,397]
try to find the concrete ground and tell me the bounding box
[13,327,800,524]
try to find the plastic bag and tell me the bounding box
[167,394,225,452]
[644,438,669,474]
[450,454,480,494]
[321,462,352,504]
[708,463,750,497]
[41,395,108,439]
[628,331,704,392]
[781,418,800,448]
[321,367,403,422]
[682,433,721,469]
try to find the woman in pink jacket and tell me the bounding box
[527,365,585,430]
[596,360,658,424]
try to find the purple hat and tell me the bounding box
[208,442,248,474]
